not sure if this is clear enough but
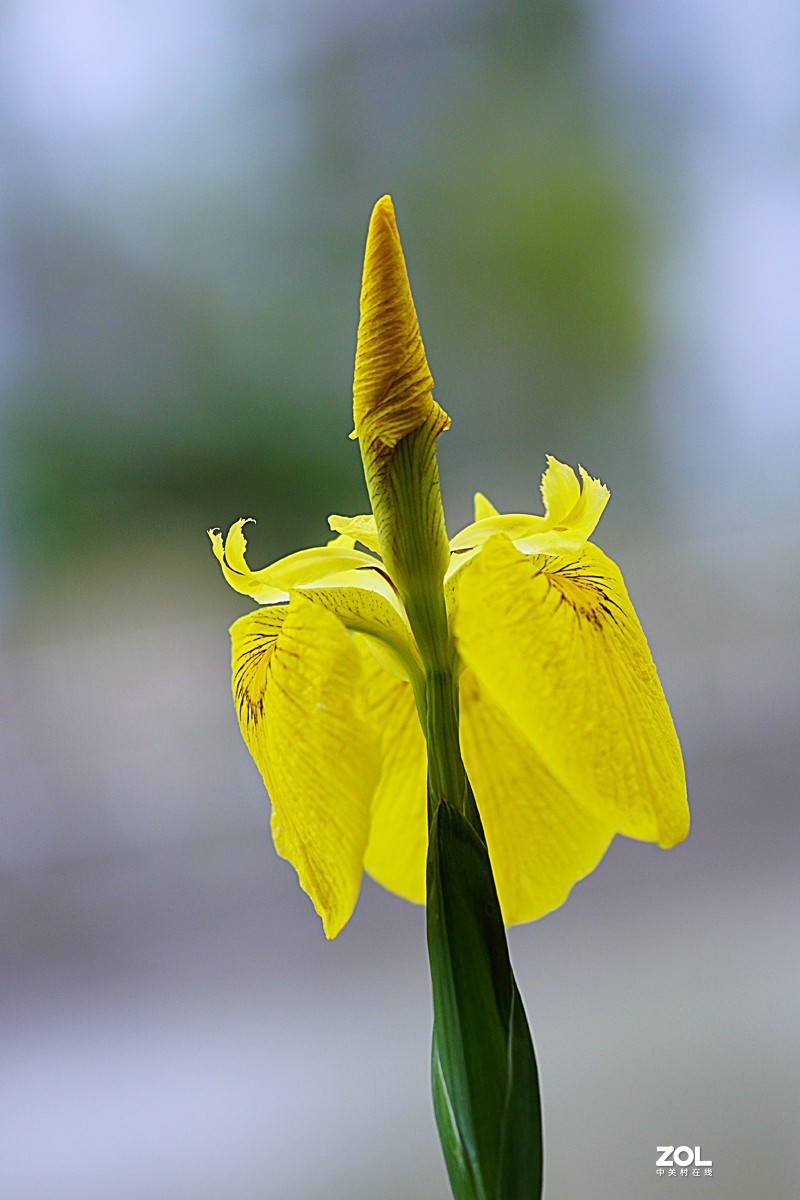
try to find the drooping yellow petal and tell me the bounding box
[328,513,382,555]
[209,519,377,604]
[353,195,449,459]
[456,535,689,848]
[460,670,615,925]
[230,596,381,938]
[358,646,428,904]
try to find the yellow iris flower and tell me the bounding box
[209,197,689,939]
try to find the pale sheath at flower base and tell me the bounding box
[209,196,689,940]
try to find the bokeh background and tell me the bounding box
[2,1,798,1197]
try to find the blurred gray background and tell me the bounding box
[1,1,798,1197]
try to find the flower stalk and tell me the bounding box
[427,796,543,1200]
[354,196,544,1199]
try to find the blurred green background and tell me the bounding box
[2,2,798,1198]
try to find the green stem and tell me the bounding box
[362,409,543,1200]
[425,665,464,813]
[427,804,544,1200]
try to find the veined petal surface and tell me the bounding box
[456,535,689,847]
[460,670,615,924]
[297,571,421,684]
[359,646,428,903]
[230,596,381,937]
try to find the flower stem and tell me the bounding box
[352,196,543,1198]
[427,799,544,1200]
[379,433,543,1200]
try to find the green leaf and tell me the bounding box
[427,797,543,1200]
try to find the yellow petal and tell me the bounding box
[473,491,499,521]
[447,512,550,589]
[539,454,581,524]
[353,195,449,458]
[231,596,381,937]
[296,573,422,685]
[456,535,689,847]
[210,523,284,604]
[448,458,610,559]
[449,512,549,554]
[328,513,382,555]
[443,496,498,586]
[359,647,428,904]
[460,670,615,924]
[326,531,356,550]
[209,519,376,604]
[546,461,610,548]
